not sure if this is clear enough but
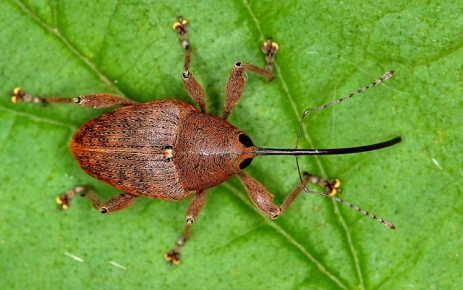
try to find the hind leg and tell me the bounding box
[57,186,138,214]
[165,189,207,265]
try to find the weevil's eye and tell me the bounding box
[239,158,253,170]
[238,134,253,148]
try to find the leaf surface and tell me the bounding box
[0,0,461,289]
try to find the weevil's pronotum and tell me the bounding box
[10,18,401,264]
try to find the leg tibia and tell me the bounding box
[76,94,137,108]
[182,71,207,112]
[279,173,311,214]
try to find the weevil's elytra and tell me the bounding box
[10,17,401,265]
[71,99,195,200]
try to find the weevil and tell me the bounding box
[10,18,401,264]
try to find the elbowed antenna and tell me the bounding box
[251,71,399,229]
[294,70,396,182]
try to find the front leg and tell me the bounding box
[236,171,310,218]
[237,171,394,229]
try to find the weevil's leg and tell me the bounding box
[165,189,207,265]
[236,172,335,217]
[222,62,275,120]
[57,186,138,214]
[237,172,395,228]
[220,38,278,119]
[10,88,137,108]
[236,172,338,218]
[173,18,207,113]
[261,38,279,73]
[237,172,309,218]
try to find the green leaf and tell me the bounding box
[1,0,461,289]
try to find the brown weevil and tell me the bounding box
[10,17,401,265]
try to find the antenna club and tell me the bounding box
[382,70,394,80]
[383,221,395,229]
